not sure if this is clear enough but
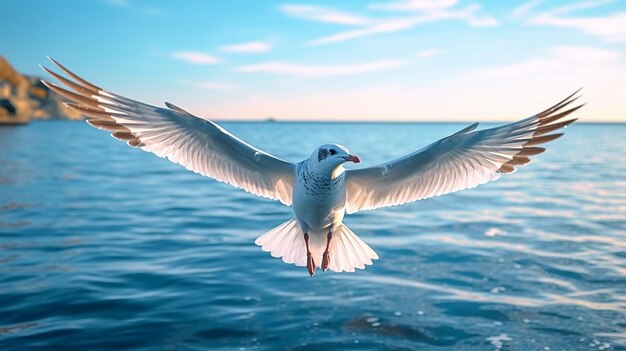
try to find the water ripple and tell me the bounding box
[1,122,625,350]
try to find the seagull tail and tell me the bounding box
[255,219,378,273]
[327,224,379,273]
[255,218,307,267]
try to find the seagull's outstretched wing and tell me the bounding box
[41,58,295,205]
[345,91,583,214]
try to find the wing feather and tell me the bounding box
[41,58,295,205]
[345,91,582,213]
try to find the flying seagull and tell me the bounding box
[40,58,582,276]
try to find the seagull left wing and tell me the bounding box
[41,58,295,205]
[345,91,583,214]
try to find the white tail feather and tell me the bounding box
[255,219,378,273]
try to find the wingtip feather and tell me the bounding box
[46,57,102,91]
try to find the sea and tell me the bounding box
[1,121,625,350]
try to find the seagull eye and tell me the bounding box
[329,149,337,155]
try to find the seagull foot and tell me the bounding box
[322,251,330,271]
[307,253,316,277]
[304,232,315,277]
[322,231,332,272]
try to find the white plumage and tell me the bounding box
[41,58,582,276]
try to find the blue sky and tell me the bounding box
[3,0,626,121]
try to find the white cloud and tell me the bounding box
[511,0,543,18]
[191,52,626,122]
[547,0,613,16]
[308,5,497,45]
[309,17,423,45]
[235,59,404,76]
[525,1,626,42]
[460,4,499,27]
[172,51,220,65]
[530,12,626,42]
[370,0,457,12]
[280,4,372,25]
[416,49,442,58]
[468,16,499,27]
[220,41,272,54]
[180,81,238,91]
[441,44,626,123]
[470,45,620,78]
[551,45,620,64]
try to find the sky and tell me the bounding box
[2,0,626,122]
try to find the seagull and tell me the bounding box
[40,58,582,276]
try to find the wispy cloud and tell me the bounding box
[280,4,372,25]
[308,4,497,45]
[470,45,620,78]
[370,1,498,24]
[220,41,272,54]
[369,0,457,12]
[235,59,404,76]
[180,80,238,91]
[455,44,624,122]
[309,17,424,45]
[531,13,626,42]
[527,1,626,42]
[511,0,543,18]
[546,0,613,16]
[416,48,442,58]
[172,51,220,65]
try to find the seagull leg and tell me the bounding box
[322,231,332,271]
[304,233,315,277]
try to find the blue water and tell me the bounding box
[1,121,625,350]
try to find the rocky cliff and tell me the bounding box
[0,56,82,124]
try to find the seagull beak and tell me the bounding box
[343,154,361,163]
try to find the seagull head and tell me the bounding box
[310,144,360,174]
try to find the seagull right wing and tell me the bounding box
[345,91,583,214]
[41,58,295,205]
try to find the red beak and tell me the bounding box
[344,154,361,163]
